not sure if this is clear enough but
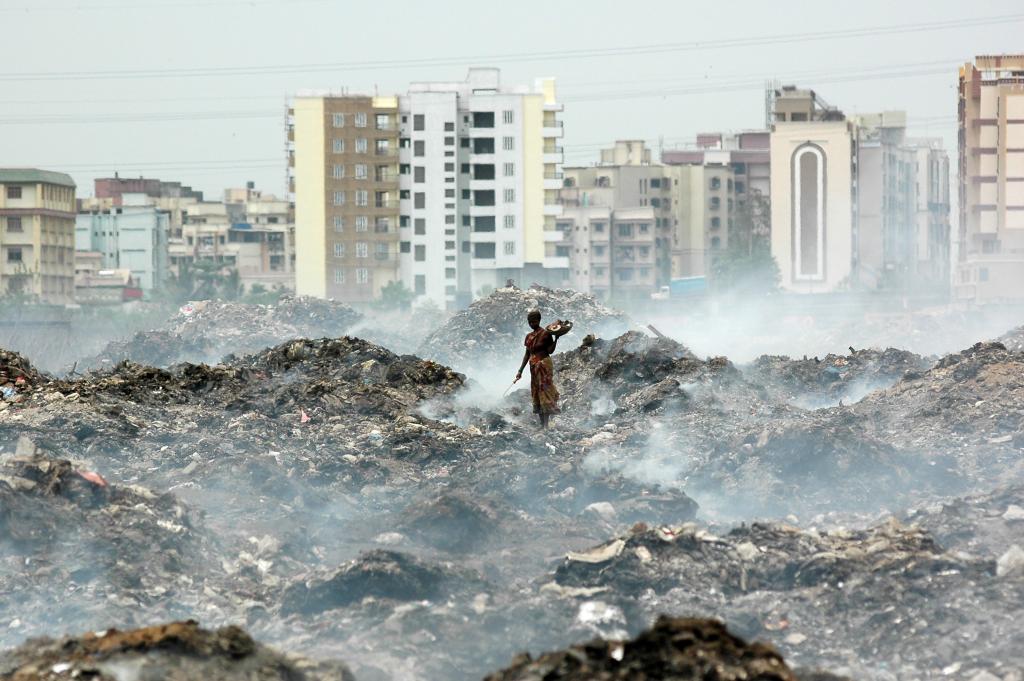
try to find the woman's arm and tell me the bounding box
[515,348,530,381]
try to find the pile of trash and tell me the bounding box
[418,285,631,371]
[744,347,931,408]
[0,348,44,407]
[87,295,363,368]
[0,620,354,681]
[546,514,1022,679]
[484,616,801,681]
[0,438,228,644]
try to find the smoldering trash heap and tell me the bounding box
[4,286,1024,681]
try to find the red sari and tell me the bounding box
[525,328,560,415]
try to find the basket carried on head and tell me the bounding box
[546,320,573,338]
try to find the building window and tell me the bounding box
[355,138,368,153]
[446,267,456,279]
[414,193,425,209]
[414,166,425,183]
[400,241,411,253]
[445,136,455,146]
[504,215,515,229]
[333,216,345,232]
[333,243,345,258]
[444,162,455,172]
[356,242,368,258]
[332,139,345,154]
[710,217,721,229]
[617,223,632,237]
[445,189,455,198]
[354,112,367,128]
[355,164,368,179]
[980,267,989,282]
[650,178,661,188]
[414,274,426,294]
[413,114,425,131]
[355,190,368,206]
[711,236,721,249]
[502,136,514,151]
[334,268,345,284]
[503,188,515,203]
[375,139,391,156]
[415,244,426,261]
[6,217,22,232]
[355,216,369,231]
[474,242,496,258]
[639,223,649,234]
[503,110,514,124]
[445,240,455,250]
[503,162,515,177]
[332,191,345,206]
[332,164,345,179]
[618,269,633,282]
[461,137,470,148]
[356,268,368,284]
[710,177,721,190]
[445,214,455,224]
[376,242,388,258]
[414,218,426,235]
[592,222,605,233]
[7,247,22,262]
[444,122,454,132]
[504,241,515,255]
[414,140,425,157]
[332,113,345,128]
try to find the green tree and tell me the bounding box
[374,280,415,311]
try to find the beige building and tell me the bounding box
[291,95,400,303]
[769,88,858,292]
[0,169,76,304]
[956,55,1024,303]
[169,187,295,292]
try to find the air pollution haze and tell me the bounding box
[3,2,1024,680]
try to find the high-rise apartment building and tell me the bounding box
[292,94,400,303]
[910,137,951,293]
[0,169,76,303]
[291,69,564,309]
[769,87,858,292]
[956,55,1024,303]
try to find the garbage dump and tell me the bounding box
[5,294,1024,680]
[0,620,354,681]
[86,295,364,368]
[483,616,803,681]
[418,285,631,373]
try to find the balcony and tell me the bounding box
[543,147,563,164]
[374,146,399,158]
[544,230,568,242]
[543,204,563,217]
[543,256,570,269]
[543,122,564,138]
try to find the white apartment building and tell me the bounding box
[292,68,563,310]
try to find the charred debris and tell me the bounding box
[3,285,1024,680]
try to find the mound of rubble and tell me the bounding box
[418,285,631,371]
[546,514,1024,679]
[87,295,363,368]
[485,616,800,681]
[0,438,225,644]
[0,620,353,681]
[744,347,931,408]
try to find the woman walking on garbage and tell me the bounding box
[514,309,571,429]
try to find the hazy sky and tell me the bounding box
[2,0,1022,199]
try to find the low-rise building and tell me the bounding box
[75,202,170,292]
[0,169,76,304]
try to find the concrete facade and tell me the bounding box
[75,205,170,292]
[291,69,564,309]
[0,169,76,304]
[770,119,857,292]
[956,55,1024,303]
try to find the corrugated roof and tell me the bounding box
[0,168,76,188]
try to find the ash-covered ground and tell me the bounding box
[2,286,1024,680]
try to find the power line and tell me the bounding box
[0,0,330,12]
[0,13,1012,82]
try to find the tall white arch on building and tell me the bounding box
[792,143,826,281]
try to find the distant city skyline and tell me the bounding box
[1,0,1021,195]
